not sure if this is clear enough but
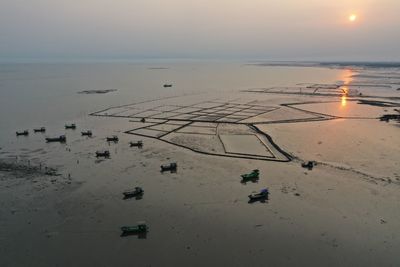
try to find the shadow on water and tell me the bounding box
[241,177,259,185]
[123,194,143,200]
[120,231,147,239]
[248,195,269,204]
[95,158,109,164]
[161,169,177,174]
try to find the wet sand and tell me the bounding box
[0,63,400,266]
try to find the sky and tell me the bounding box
[0,0,399,62]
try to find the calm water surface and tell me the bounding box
[0,62,345,142]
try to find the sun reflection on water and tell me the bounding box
[339,69,353,109]
[341,95,347,107]
[342,69,353,86]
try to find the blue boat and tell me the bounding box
[248,188,269,201]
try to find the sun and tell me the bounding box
[349,14,357,22]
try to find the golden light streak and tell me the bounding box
[341,95,347,107]
[340,69,353,108]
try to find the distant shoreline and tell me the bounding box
[248,61,400,69]
[1,59,400,67]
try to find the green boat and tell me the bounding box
[241,169,260,180]
[121,221,148,234]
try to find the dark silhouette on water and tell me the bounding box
[34,127,46,133]
[65,123,76,130]
[123,187,144,200]
[95,150,110,158]
[120,222,148,239]
[81,130,93,137]
[46,135,66,143]
[302,161,316,170]
[130,140,143,148]
[248,188,269,204]
[16,130,29,136]
[241,169,260,184]
[161,162,177,173]
[106,135,119,142]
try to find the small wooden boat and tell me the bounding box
[65,123,76,129]
[130,141,143,147]
[34,127,46,133]
[121,221,148,234]
[106,135,119,142]
[161,162,177,172]
[123,187,144,198]
[46,135,66,143]
[248,188,269,201]
[301,161,316,170]
[96,150,110,157]
[81,130,93,136]
[163,84,172,88]
[140,118,146,123]
[241,169,259,181]
[16,130,29,136]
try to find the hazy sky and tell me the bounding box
[0,0,399,61]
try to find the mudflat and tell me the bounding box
[0,62,399,266]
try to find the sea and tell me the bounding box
[0,61,345,142]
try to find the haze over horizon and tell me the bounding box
[1,0,399,62]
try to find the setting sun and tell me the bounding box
[349,14,357,22]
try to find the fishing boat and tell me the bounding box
[121,221,148,234]
[130,141,143,147]
[106,135,119,142]
[95,150,110,157]
[65,123,76,129]
[34,127,46,133]
[81,130,93,136]
[248,188,269,201]
[301,161,316,170]
[46,135,66,143]
[16,130,29,136]
[161,162,177,172]
[241,169,259,181]
[123,187,144,198]
[163,84,172,88]
[141,118,146,123]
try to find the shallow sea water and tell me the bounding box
[0,62,345,140]
[1,62,399,267]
